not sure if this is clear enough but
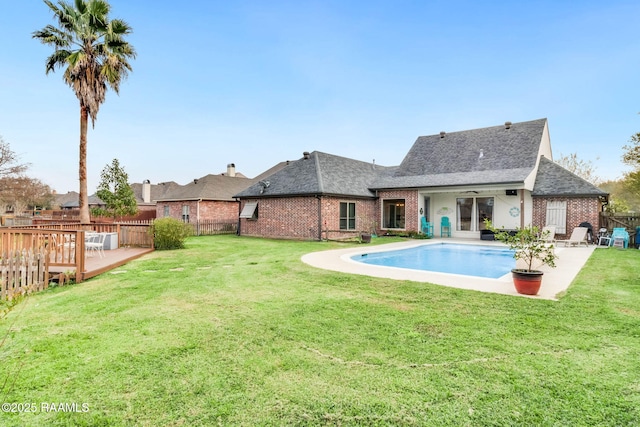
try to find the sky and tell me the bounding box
[1,0,639,194]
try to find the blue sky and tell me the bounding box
[1,0,639,193]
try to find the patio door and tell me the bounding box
[456,197,494,231]
[476,197,493,230]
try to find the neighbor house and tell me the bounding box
[235,118,607,240]
[156,163,289,224]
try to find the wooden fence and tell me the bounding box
[1,248,48,300]
[600,212,640,231]
[599,212,640,246]
[189,220,237,236]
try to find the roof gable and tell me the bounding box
[532,157,608,197]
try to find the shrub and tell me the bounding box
[151,218,192,250]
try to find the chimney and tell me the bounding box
[440,131,446,138]
[226,163,236,177]
[142,179,151,203]
[303,151,310,160]
[505,121,512,129]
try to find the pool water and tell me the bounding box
[352,243,516,279]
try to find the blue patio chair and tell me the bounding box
[440,216,451,237]
[609,227,629,248]
[421,216,433,237]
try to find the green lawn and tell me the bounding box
[1,236,639,426]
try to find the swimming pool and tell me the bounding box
[351,243,516,279]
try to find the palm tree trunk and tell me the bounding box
[79,105,90,224]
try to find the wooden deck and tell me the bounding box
[49,247,154,282]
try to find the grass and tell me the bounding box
[1,235,639,426]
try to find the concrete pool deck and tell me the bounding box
[301,238,598,300]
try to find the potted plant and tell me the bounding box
[485,220,557,295]
[359,217,378,244]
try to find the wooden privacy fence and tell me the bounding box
[600,212,640,231]
[1,248,48,300]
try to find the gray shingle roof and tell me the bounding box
[532,157,608,197]
[372,118,547,189]
[158,174,254,201]
[235,151,395,198]
[130,181,181,204]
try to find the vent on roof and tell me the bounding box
[440,131,446,138]
[505,121,512,129]
[479,149,484,159]
[303,151,310,159]
[193,179,198,184]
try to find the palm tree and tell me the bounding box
[33,0,135,224]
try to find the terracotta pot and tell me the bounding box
[511,269,543,295]
[360,233,372,243]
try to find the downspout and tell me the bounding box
[236,198,241,236]
[520,190,525,229]
[316,195,322,241]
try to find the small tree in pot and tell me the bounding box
[485,220,557,295]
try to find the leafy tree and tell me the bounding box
[93,159,137,219]
[555,152,601,185]
[622,132,640,167]
[0,135,28,177]
[0,176,53,214]
[33,0,136,224]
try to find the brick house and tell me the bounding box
[156,163,288,224]
[235,152,393,240]
[236,119,607,240]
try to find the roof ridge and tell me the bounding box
[420,118,547,138]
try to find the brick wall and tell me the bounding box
[156,200,238,222]
[239,196,378,240]
[532,196,601,239]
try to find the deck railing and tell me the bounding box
[6,222,154,248]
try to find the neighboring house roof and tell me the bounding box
[59,193,104,208]
[52,191,79,208]
[130,181,181,204]
[372,118,548,189]
[532,157,608,197]
[157,174,254,202]
[235,151,395,199]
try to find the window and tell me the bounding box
[240,201,259,220]
[383,199,405,229]
[163,205,169,217]
[182,205,190,223]
[339,202,356,230]
[545,200,566,234]
[457,197,494,231]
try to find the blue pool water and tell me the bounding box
[352,243,516,279]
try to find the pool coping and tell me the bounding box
[301,238,598,300]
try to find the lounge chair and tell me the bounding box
[556,227,589,247]
[540,226,556,244]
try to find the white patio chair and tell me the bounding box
[85,232,106,258]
